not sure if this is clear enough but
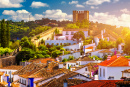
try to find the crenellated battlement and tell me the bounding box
[73,10,89,23]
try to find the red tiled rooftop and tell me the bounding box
[70,80,122,87]
[29,58,56,63]
[98,55,130,67]
[0,65,23,70]
[85,46,94,49]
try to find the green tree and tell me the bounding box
[116,37,124,48]
[37,35,40,39]
[121,27,130,37]
[124,32,130,55]
[65,24,79,29]
[62,58,67,62]
[16,48,35,64]
[80,19,89,28]
[20,36,36,51]
[6,21,10,47]
[1,19,7,48]
[54,28,59,34]
[51,50,62,58]
[97,39,115,49]
[72,31,85,43]
[41,39,45,44]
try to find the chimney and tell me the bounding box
[107,55,111,61]
[101,30,103,39]
[128,59,130,66]
[62,51,64,55]
[116,53,121,58]
[92,40,93,43]
[63,79,68,87]
[104,29,105,33]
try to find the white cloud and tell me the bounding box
[61,1,66,4]
[90,11,130,27]
[2,9,72,21]
[69,1,78,4]
[84,0,111,5]
[0,0,24,8]
[91,6,99,9]
[2,10,16,15]
[30,1,49,8]
[76,4,84,8]
[16,10,29,14]
[120,8,129,14]
[3,9,35,21]
[43,9,72,21]
[113,0,119,3]
[34,14,44,20]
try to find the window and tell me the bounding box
[100,68,101,77]
[56,38,58,40]
[66,37,68,40]
[71,32,74,35]
[25,80,26,85]
[22,79,23,84]
[108,76,114,80]
[85,68,87,71]
[103,69,105,77]
[66,32,69,35]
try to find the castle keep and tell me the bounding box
[73,10,89,23]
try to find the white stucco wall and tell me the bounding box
[45,40,77,45]
[66,62,76,69]
[0,69,17,83]
[74,66,89,76]
[59,64,63,68]
[13,75,20,81]
[88,49,103,57]
[99,53,113,58]
[71,74,92,81]
[62,31,89,40]
[99,66,130,80]
[60,52,81,60]
[19,77,28,87]
[63,44,81,51]
[123,73,130,78]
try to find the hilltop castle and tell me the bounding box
[73,10,89,23]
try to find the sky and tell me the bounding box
[0,0,130,27]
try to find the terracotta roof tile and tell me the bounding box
[63,29,88,31]
[13,63,45,75]
[70,80,122,87]
[99,49,113,53]
[39,72,86,87]
[29,58,56,63]
[98,55,130,67]
[71,63,99,72]
[85,46,94,49]
[0,65,23,70]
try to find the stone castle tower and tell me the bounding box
[73,10,89,23]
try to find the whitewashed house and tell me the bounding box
[83,43,96,54]
[0,65,23,86]
[98,49,113,58]
[121,68,130,80]
[54,29,89,40]
[65,56,100,69]
[98,54,130,80]
[118,43,125,53]
[71,63,99,78]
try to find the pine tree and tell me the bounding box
[6,21,10,47]
[1,19,7,48]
